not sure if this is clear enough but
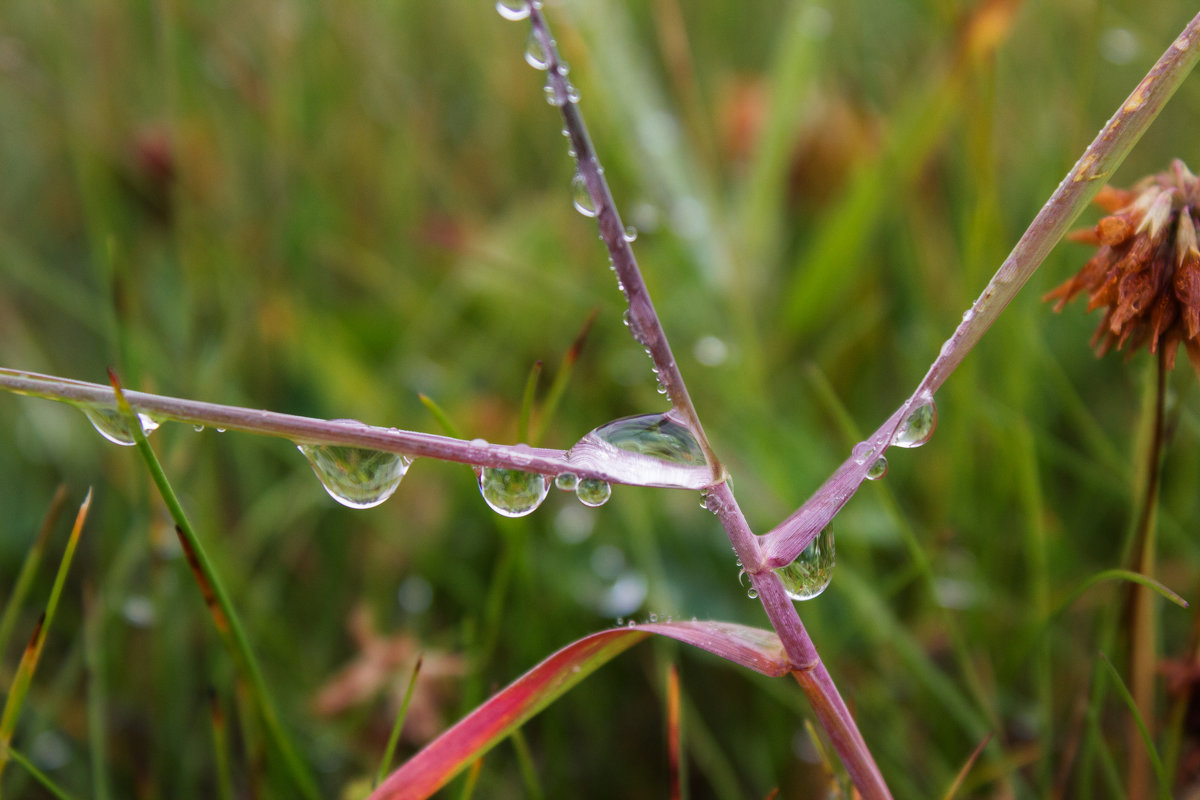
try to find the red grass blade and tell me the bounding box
[369,621,787,799]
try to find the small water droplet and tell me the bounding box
[775,527,835,601]
[623,225,638,242]
[747,587,759,600]
[543,81,564,107]
[215,427,226,433]
[298,443,412,509]
[478,467,550,517]
[566,412,710,490]
[571,172,597,217]
[80,404,160,446]
[555,472,578,491]
[575,478,611,507]
[655,382,668,395]
[648,612,658,623]
[524,31,550,70]
[699,490,708,510]
[565,82,580,103]
[555,60,570,77]
[866,456,888,481]
[851,441,874,465]
[892,399,937,449]
[192,423,205,432]
[495,0,530,20]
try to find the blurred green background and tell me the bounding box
[2,0,1200,797]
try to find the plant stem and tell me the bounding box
[0,367,716,490]
[762,10,1200,566]
[1126,349,1168,798]
[528,5,723,482]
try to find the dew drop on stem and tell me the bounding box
[775,527,835,601]
[866,456,888,481]
[495,0,530,21]
[478,467,550,517]
[571,172,597,217]
[892,398,937,449]
[566,412,710,490]
[554,472,578,491]
[79,404,160,446]
[298,443,412,509]
[524,31,550,70]
[575,478,611,507]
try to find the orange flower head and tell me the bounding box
[1045,159,1200,376]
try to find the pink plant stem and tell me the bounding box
[762,10,1200,567]
[528,6,724,482]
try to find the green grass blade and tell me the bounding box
[0,744,77,800]
[530,308,597,445]
[208,688,234,800]
[82,583,111,800]
[517,360,542,445]
[109,374,321,800]
[0,485,68,660]
[0,489,90,787]
[375,656,423,788]
[417,393,463,439]
[1097,652,1170,800]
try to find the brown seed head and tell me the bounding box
[1044,159,1200,377]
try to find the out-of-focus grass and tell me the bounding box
[1,0,1198,797]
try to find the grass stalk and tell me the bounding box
[0,490,90,792]
[108,374,321,800]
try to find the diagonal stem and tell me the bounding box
[528,5,723,482]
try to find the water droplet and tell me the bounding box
[555,60,570,77]
[747,587,759,600]
[892,399,937,449]
[565,82,581,103]
[543,81,564,107]
[775,527,835,601]
[80,404,160,446]
[495,0,530,20]
[215,427,226,433]
[566,412,710,490]
[699,491,708,510]
[648,612,658,623]
[555,472,578,491]
[298,444,412,509]
[851,441,874,465]
[575,478,611,507]
[478,467,550,517]
[623,225,638,242]
[866,456,888,481]
[524,31,550,70]
[571,172,597,217]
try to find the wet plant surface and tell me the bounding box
[2,2,1200,798]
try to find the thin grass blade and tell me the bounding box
[939,733,993,800]
[108,372,321,800]
[667,663,682,800]
[375,656,423,788]
[0,489,90,784]
[0,485,68,659]
[1097,652,1170,800]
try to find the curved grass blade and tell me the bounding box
[369,621,788,800]
[0,743,77,800]
[939,733,993,800]
[108,373,321,800]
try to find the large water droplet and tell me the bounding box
[575,478,611,507]
[524,31,550,70]
[80,404,160,446]
[775,527,835,601]
[866,456,888,481]
[495,0,530,21]
[478,467,550,517]
[566,412,710,490]
[892,399,937,449]
[298,444,412,509]
[571,172,597,217]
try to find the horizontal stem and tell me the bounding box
[0,367,720,489]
